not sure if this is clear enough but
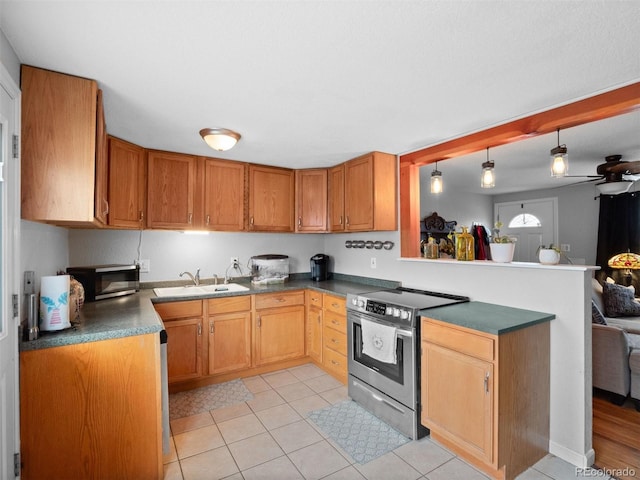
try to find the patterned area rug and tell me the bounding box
[308,400,410,464]
[169,378,254,420]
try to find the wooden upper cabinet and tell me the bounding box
[248,165,294,232]
[147,150,198,229]
[328,164,345,232]
[21,65,107,226]
[344,152,397,232]
[203,158,245,231]
[94,90,109,225]
[295,168,327,232]
[107,136,147,228]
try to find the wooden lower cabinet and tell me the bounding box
[155,300,204,384]
[322,294,348,383]
[208,296,252,374]
[420,317,550,480]
[254,291,306,366]
[306,290,323,363]
[19,334,162,479]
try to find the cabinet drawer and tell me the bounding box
[323,347,347,378]
[422,319,494,362]
[324,294,346,314]
[155,300,203,320]
[307,290,323,307]
[255,290,305,309]
[208,295,251,314]
[324,311,347,333]
[323,326,347,356]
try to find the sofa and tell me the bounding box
[591,278,640,409]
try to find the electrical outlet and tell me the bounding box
[561,244,570,252]
[138,259,151,273]
[370,257,377,269]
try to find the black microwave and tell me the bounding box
[66,264,140,301]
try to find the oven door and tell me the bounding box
[347,310,416,408]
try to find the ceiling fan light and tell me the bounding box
[550,145,568,177]
[430,168,443,194]
[481,160,495,188]
[595,181,633,196]
[199,128,241,151]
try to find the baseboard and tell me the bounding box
[549,440,595,468]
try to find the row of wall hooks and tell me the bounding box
[345,240,394,250]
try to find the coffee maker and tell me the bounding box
[310,254,331,281]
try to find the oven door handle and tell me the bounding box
[396,329,413,338]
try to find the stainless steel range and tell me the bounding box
[347,287,468,439]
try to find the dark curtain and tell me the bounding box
[595,192,640,289]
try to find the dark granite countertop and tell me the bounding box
[20,274,398,351]
[421,301,555,335]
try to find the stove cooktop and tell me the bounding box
[354,287,469,310]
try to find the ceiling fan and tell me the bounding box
[568,154,640,195]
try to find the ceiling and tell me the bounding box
[1,1,639,192]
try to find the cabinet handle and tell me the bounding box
[139,210,144,221]
[298,217,302,226]
[210,322,214,334]
[484,372,490,393]
[331,303,339,308]
[331,338,339,344]
[250,216,254,226]
[331,360,340,366]
[339,215,343,225]
[346,216,350,226]
[317,314,321,324]
[206,215,210,226]
[197,324,202,336]
[188,213,193,224]
[102,199,109,216]
[257,316,261,328]
[332,320,339,325]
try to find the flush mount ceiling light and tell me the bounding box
[481,148,495,188]
[430,161,443,194]
[550,129,568,177]
[199,128,241,151]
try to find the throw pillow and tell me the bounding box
[591,301,607,325]
[602,282,640,317]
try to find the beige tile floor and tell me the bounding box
[163,364,613,480]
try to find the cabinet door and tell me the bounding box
[94,89,109,225]
[295,169,327,232]
[21,65,100,225]
[147,150,198,229]
[108,136,147,228]
[248,165,294,232]
[344,154,374,231]
[255,305,305,365]
[328,164,345,232]
[165,317,204,383]
[209,311,251,374]
[421,341,493,463]
[307,305,323,362]
[203,158,245,231]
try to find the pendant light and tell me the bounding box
[481,148,495,188]
[430,161,443,194]
[199,128,241,151]
[550,129,568,177]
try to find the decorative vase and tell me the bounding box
[490,243,515,263]
[456,226,475,261]
[538,248,561,265]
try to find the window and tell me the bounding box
[508,213,541,228]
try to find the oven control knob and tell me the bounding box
[385,306,393,316]
[358,299,366,308]
[400,310,410,320]
[392,308,400,317]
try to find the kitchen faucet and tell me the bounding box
[179,268,200,286]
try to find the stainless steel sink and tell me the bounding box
[153,283,250,298]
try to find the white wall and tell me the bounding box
[20,221,70,292]
[68,229,325,282]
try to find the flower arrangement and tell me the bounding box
[492,221,516,243]
[537,244,560,253]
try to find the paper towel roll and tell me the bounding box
[40,275,71,331]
